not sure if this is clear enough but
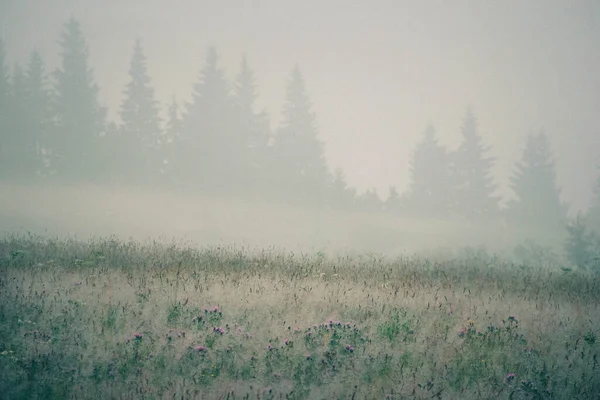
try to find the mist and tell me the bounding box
[1,0,600,259]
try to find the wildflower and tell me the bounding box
[284,339,290,346]
[468,319,474,327]
[267,344,272,351]
[133,332,143,340]
[505,373,516,384]
[458,328,467,338]
[345,345,355,352]
[508,315,518,323]
[194,345,207,352]
[306,353,312,360]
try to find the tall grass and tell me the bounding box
[1,234,598,399]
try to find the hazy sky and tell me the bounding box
[2,0,599,212]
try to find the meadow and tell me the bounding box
[1,234,599,399]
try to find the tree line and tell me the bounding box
[1,18,599,266]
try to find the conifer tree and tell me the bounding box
[0,37,11,180]
[232,55,270,194]
[272,65,330,205]
[327,167,355,209]
[6,63,35,180]
[406,125,453,218]
[53,18,106,182]
[25,50,53,178]
[179,46,233,192]
[450,109,499,220]
[119,38,161,184]
[587,166,600,232]
[160,96,182,181]
[506,131,567,230]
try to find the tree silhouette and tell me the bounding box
[272,65,330,205]
[406,125,453,218]
[587,166,600,232]
[6,63,36,181]
[159,96,182,182]
[506,131,567,230]
[53,18,106,182]
[178,46,233,193]
[25,50,54,178]
[232,55,271,195]
[118,38,162,184]
[450,109,499,220]
[0,37,11,180]
[327,167,356,209]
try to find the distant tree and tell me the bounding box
[327,167,356,209]
[0,37,11,180]
[52,18,106,182]
[178,46,233,193]
[232,55,271,195]
[272,65,330,205]
[384,186,403,213]
[118,38,162,184]
[25,50,54,178]
[356,188,382,212]
[450,109,500,220]
[505,131,568,230]
[587,165,600,232]
[405,125,453,218]
[159,96,182,182]
[5,63,37,181]
[564,212,598,269]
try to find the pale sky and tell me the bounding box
[2,0,599,212]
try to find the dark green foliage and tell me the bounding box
[450,109,500,220]
[271,65,331,206]
[506,131,567,231]
[117,39,162,184]
[564,213,598,269]
[52,18,106,182]
[0,37,12,179]
[176,46,234,193]
[406,125,454,218]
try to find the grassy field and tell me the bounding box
[1,234,599,399]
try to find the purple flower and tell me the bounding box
[458,328,467,338]
[505,373,516,384]
[345,345,355,352]
[133,332,143,340]
[194,345,207,352]
[284,339,290,345]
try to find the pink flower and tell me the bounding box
[194,345,207,352]
[133,332,143,340]
[504,373,516,384]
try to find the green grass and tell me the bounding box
[0,234,599,399]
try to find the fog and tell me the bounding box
[1,0,599,258]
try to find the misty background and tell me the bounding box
[1,0,600,260]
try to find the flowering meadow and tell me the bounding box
[0,235,599,399]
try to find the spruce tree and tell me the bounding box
[506,131,567,230]
[406,125,453,218]
[273,65,329,205]
[53,18,106,182]
[0,37,11,180]
[232,55,270,195]
[25,50,53,178]
[327,167,355,209]
[179,46,233,193]
[6,63,35,181]
[160,96,182,181]
[587,166,600,232]
[119,38,161,184]
[450,109,499,220]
